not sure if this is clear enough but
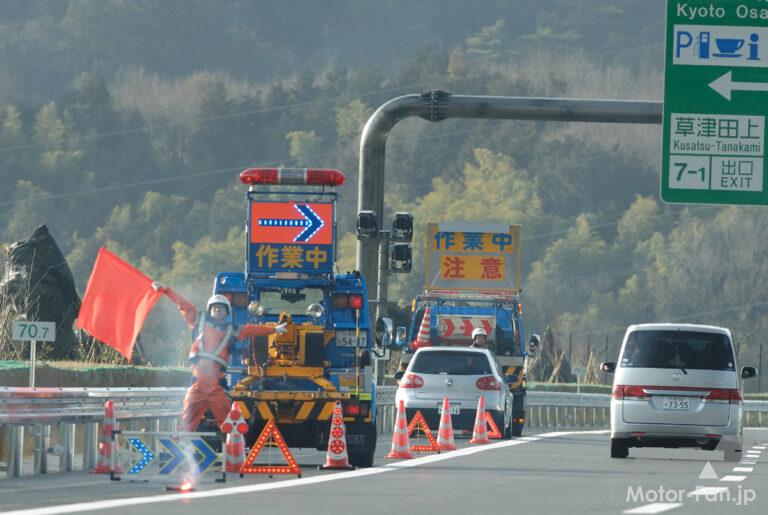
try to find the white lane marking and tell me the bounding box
[0,430,609,515]
[753,446,766,450]
[688,486,729,497]
[733,467,753,472]
[719,475,746,482]
[622,503,682,514]
[739,461,757,465]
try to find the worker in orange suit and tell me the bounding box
[152,282,286,431]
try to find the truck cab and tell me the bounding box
[213,168,385,467]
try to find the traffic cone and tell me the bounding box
[410,307,432,350]
[320,401,355,470]
[221,402,248,473]
[386,400,413,459]
[470,397,491,445]
[91,399,121,474]
[437,397,456,451]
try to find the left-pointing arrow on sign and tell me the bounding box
[709,71,768,101]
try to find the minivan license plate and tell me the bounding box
[662,397,689,410]
[438,403,461,415]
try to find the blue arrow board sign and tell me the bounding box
[121,436,218,475]
[191,438,217,474]
[158,438,185,475]
[127,438,155,474]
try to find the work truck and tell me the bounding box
[211,168,392,467]
[396,222,538,436]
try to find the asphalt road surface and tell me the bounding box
[1,429,766,515]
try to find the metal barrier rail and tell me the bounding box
[1,387,186,478]
[0,387,187,425]
[3,386,767,478]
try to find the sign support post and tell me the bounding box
[29,339,36,388]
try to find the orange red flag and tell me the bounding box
[76,248,162,361]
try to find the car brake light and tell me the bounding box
[240,168,345,186]
[348,294,363,309]
[612,385,649,400]
[400,373,424,389]
[475,376,502,391]
[705,388,742,404]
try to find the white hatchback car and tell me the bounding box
[602,323,757,460]
[395,346,513,436]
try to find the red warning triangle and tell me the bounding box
[240,419,302,477]
[485,412,502,439]
[407,410,440,453]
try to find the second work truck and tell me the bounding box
[396,222,538,436]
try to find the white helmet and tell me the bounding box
[471,327,487,339]
[207,294,231,313]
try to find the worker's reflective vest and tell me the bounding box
[189,314,234,368]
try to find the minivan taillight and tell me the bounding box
[476,376,502,391]
[612,385,649,400]
[705,388,742,404]
[400,373,424,389]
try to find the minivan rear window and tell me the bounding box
[411,351,493,375]
[620,330,735,371]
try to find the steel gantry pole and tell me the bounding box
[356,91,662,304]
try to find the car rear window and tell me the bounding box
[620,330,735,371]
[411,351,493,375]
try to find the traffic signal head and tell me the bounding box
[389,243,412,273]
[391,212,413,242]
[357,211,378,239]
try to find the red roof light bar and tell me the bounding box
[240,168,346,186]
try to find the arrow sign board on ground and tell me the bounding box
[663,0,768,205]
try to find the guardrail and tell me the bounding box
[3,386,767,479]
[0,387,186,478]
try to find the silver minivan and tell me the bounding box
[602,323,758,460]
[395,347,513,436]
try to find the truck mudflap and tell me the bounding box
[321,422,377,468]
[511,388,526,437]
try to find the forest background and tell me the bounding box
[0,1,764,389]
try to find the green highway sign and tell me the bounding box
[663,0,768,205]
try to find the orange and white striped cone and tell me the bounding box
[320,401,355,470]
[386,400,413,459]
[410,306,432,351]
[437,397,456,451]
[221,402,248,473]
[91,399,121,474]
[469,397,491,445]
